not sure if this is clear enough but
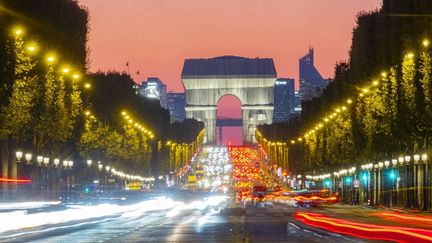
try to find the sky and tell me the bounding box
[78,0,382,144]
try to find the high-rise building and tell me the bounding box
[273,78,295,123]
[291,91,302,117]
[167,92,186,123]
[299,48,329,101]
[139,77,168,109]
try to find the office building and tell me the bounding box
[139,77,168,109]
[273,78,295,123]
[167,92,186,123]
[299,48,329,101]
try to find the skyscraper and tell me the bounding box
[291,91,302,117]
[167,92,186,123]
[139,77,168,109]
[273,78,295,123]
[299,48,329,101]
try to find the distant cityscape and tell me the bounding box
[136,47,329,124]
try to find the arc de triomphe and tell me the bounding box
[181,56,276,144]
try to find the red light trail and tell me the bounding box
[295,212,432,243]
[374,212,432,226]
[0,177,31,183]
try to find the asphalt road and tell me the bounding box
[0,196,367,243]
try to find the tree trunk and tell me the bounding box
[1,140,9,194]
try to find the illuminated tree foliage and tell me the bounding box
[258,0,432,172]
[1,33,38,142]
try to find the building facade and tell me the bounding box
[139,77,168,109]
[291,91,302,117]
[167,92,186,123]
[299,48,329,101]
[273,78,295,123]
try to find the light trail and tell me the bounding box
[374,212,432,224]
[0,177,31,183]
[0,201,61,210]
[295,212,432,243]
[0,198,177,235]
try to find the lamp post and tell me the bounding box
[391,159,398,206]
[405,155,412,208]
[422,153,428,210]
[53,158,60,199]
[384,161,390,206]
[105,165,111,192]
[43,157,49,198]
[98,162,103,192]
[414,154,421,209]
[378,162,384,206]
[373,163,379,206]
[86,160,92,194]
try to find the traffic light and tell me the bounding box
[389,170,397,180]
[361,173,368,184]
[345,177,352,184]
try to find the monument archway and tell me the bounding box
[216,95,243,145]
[181,56,276,144]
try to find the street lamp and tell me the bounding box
[16,151,23,162]
[43,157,50,167]
[422,153,428,162]
[105,166,111,172]
[87,159,92,167]
[392,159,398,167]
[62,160,69,168]
[36,156,43,166]
[405,156,411,163]
[414,154,420,163]
[25,153,32,164]
[53,158,60,167]
[98,163,103,171]
[68,161,74,169]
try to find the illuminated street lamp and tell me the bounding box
[37,156,43,166]
[14,28,23,36]
[62,160,68,168]
[98,162,103,171]
[414,154,420,164]
[398,157,404,165]
[47,55,55,63]
[87,159,92,167]
[405,155,411,163]
[378,162,384,169]
[16,151,23,162]
[27,44,37,53]
[25,153,32,164]
[68,160,73,169]
[105,165,111,172]
[422,153,428,162]
[43,157,50,167]
[54,158,60,167]
[392,159,398,167]
[384,161,390,168]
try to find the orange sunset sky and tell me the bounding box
[78,0,382,144]
[79,0,381,90]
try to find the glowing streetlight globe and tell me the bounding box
[47,56,55,63]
